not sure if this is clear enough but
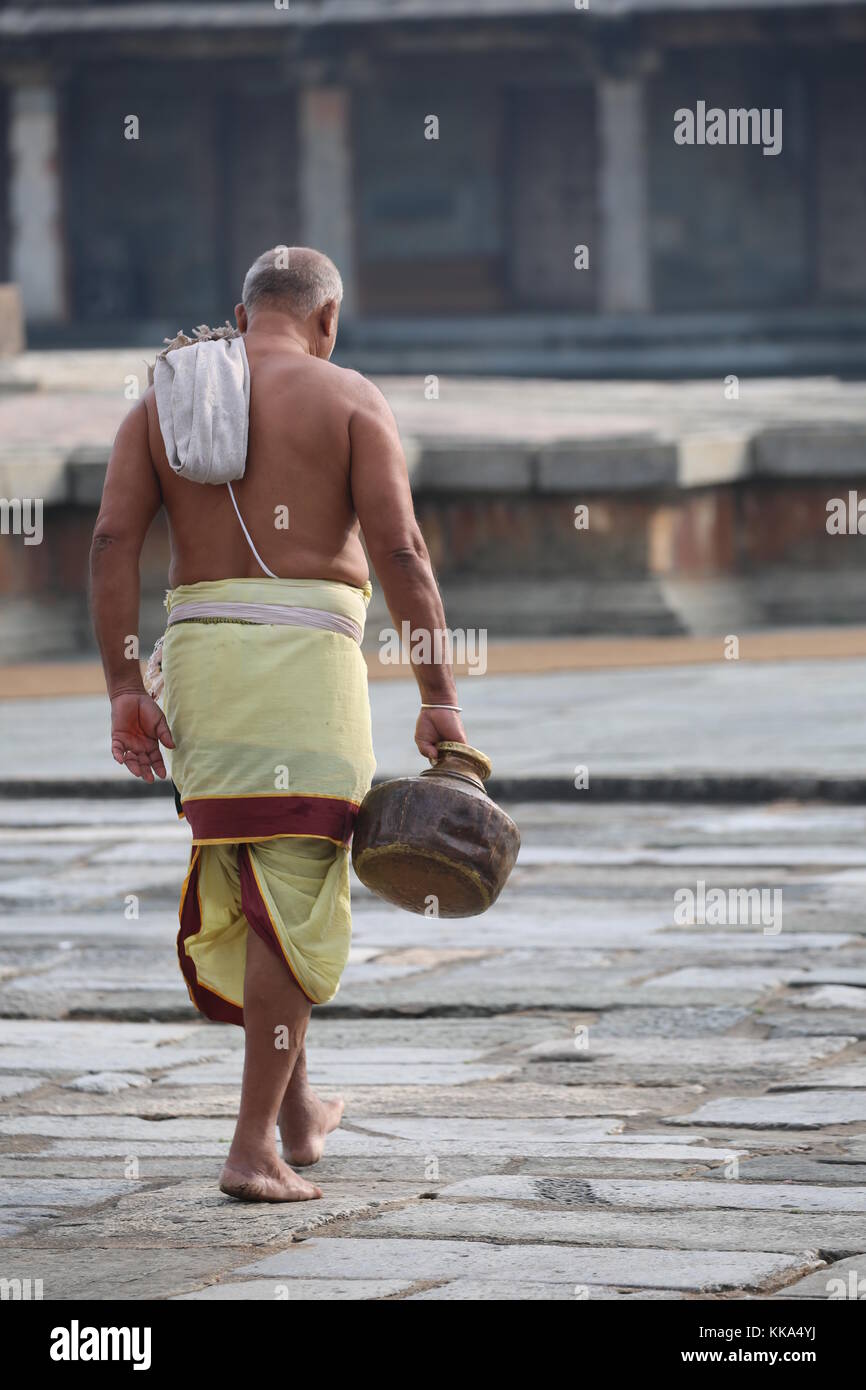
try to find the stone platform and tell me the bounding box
[2,366,866,657]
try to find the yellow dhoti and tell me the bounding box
[161,577,376,1024]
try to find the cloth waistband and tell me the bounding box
[165,577,372,635]
[166,600,361,644]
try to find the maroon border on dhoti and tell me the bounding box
[182,793,358,846]
[177,848,245,1027]
[238,844,317,1003]
[237,844,283,963]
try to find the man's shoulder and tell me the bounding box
[331,364,391,420]
[252,352,370,397]
[315,359,379,398]
[290,359,390,426]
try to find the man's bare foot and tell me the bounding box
[279,1091,345,1167]
[219,1152,322,1203]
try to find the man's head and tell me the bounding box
[235,246,343,358]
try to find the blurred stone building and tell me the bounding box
[1,0,865,373]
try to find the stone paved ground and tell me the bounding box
[0,796,864,1300]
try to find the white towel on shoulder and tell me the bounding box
[153,334,250,485]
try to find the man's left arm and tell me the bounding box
[90,395,174,782]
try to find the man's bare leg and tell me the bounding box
[278,1044,344,1167]
[220,928,323,1202]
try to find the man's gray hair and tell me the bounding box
[241,245,343,319]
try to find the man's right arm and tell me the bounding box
[348,375,467,761]
[90,395,174,781]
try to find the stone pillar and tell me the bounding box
[8,80,67,324]
[298,87,356,316]
[596,76,651,315]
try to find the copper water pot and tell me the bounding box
[351,742,520,917]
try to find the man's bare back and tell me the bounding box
[92,257,465,771]
[145,341,371,589]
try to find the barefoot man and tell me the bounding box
[90,247,466,1201]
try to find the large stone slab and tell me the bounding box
[0,1033,227,1076]
[0,1155,221,1182]
[338,955,640,1013]
[590,1007,751,1038]
[342,1116,622,1153]
[239,1236,816,1293]
[753,427,866,478]
[0,1016,228,1050]
[412,442,534,493]
[791,970,866,989]
[706,1157,866,1187]
[306,1015,562,1051]
[161,1048,519,1089]
[667,1090,866,1129]
[65,1073,153,1094]
[0,842,86,868]
[4,1140,225,1159]
[0,1114,235,1159]
[0,1114,622,1159]
[0,1245,260,1301]
[21,1180,424,1250]
[0,1209,77,1237]
[174,1277,414,1301]
[353,901,670,953]
[772,1254,866,1300]
[436,1175,866,1212]
[0,1115,237,1142]
[526,1036,854,1086]
[513,1154,743,1177]
[336,1085,697,1120]
[647,1128,836,1152]
[9,1085,240,1120]
[0,1076,42,1099]
[0,1177,139,1207]
[340,1084,698,1120]
[0,861,183,910]
[0,914,178,946]
[13,1080,606,1122]
[508,1141,746,1161]
[0,949,181,992]
[636,967,800,1005]
[405,1280,683,1300]
[6,1132,743,1170]
[770,1061,866,1091]
[789,987,866,1011]
[766,1011,866,1040]
[0,1152,508,1186]
[536,437,678,493]
[348,1201,864,1257]
[527,1036,851,1067]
